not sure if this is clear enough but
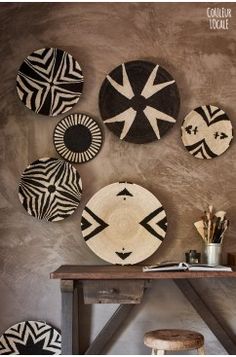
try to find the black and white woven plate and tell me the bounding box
[53,113,103,163]
[181,105,233,159]
[99,60,180,144]
[16,48,84,117]
[81,182,167,265]
[18,157,82,222]
[0,321,61,355]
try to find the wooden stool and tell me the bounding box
[144,329,205,355]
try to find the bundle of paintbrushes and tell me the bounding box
[194,205,230,244]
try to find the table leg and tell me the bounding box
[174,279,236,355]
[61,280,74,355]
[85,304,136,354]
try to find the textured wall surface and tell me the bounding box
[0,2,236,355]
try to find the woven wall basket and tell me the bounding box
[81,182,167,265]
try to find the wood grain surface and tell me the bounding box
[82,279,145,304]
[51,265,236,280]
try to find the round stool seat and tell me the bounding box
[144,329,204,351]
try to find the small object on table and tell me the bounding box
[204,243,222,265]
[194,205,230,265]
[194,205,229,244]
[185,250,201,264]
[228,253,236,266]
[143,262,232,272]
[144,329,205,355]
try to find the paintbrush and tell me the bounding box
[215,211,226,220]
[208,205,213,242]
[209,205,214,217]
[211,218,217,243]
[219,219,229,244]
[202,214,208,242]
[206,210,211,243]
[213,211,226,243]
[194,220,206,241]
[213,217,222,243]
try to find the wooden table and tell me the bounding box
[51,265,236,355]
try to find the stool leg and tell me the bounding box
[157,350,165,355]
[197,346,205,355]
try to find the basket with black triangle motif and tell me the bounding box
[81,182,167,265]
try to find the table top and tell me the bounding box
[50,265,236,280]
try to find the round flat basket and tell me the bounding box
[0,320,61,355]
[81,182,167,265]
[181,105,233,159]
[16,47,84,116]
[18,157,82,222]
[99,60,180,143]
[54,113,103,163]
